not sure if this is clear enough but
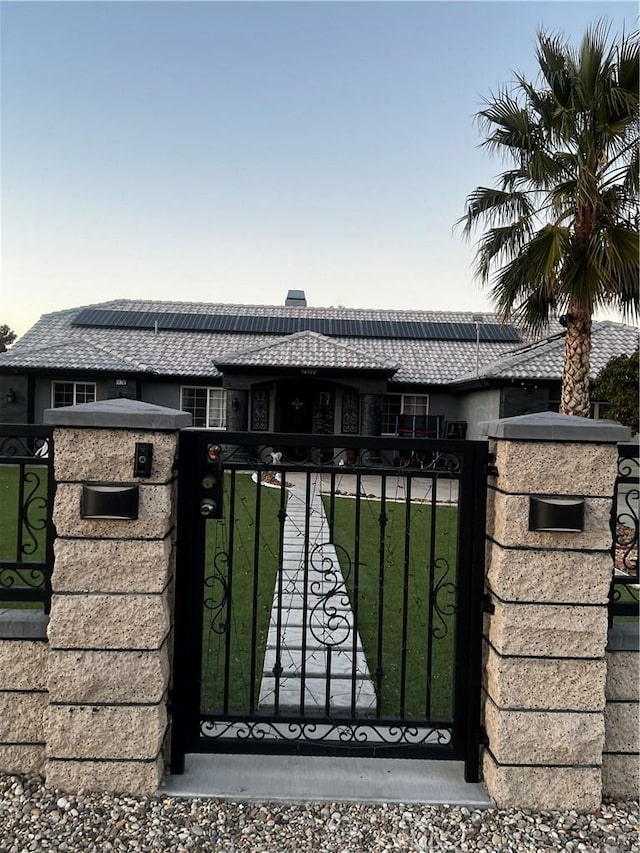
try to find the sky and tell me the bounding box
[1,0,636,340]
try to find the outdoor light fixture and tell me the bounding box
[81,484,139,520]
[5,388,16,405]
[528,495,584,532]
[231,397,240,412]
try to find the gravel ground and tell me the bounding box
[0,774,637,853]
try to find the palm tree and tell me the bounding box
[459,22,639,417]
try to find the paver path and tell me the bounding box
[259,481,376,715]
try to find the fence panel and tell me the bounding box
[609,443,639,624]
[0,425,55,613]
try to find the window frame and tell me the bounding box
[382,393,429,435]
[51,380,97,409]
[180,386,227,429]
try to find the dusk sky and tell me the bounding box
[1,1,636,340]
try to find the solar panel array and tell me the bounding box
[72,308,522,343]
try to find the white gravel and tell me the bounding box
[0,774,638,852]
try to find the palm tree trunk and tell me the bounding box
[560,308,592,417]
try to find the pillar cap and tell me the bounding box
[44,398,192,430]
[482,411,631,443]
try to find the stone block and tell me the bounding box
[45,704,166,760]
[488,601,608,658]
[53,537,173,593]
[47,594,170,651]
[484,646,606,711]
[606,650,640,701]
[45,755,164,795]
[604,701,640,753]
[485,543,611,604]
[47,646,170,704]
[602,753,640,799]
[494,442,619,497]
[482,750,601,811]
[0,640,48,690]
[0,744,46,775]
[488,491,612,551]
[483,700,604,765]
[53,483,175,540]
[54,429,178,484]
[0,692,47,743]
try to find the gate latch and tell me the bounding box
[200,444,224,519]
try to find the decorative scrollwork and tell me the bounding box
[204,550,230,635]
[307,543,353,648]
[0,567,45,590]
[200,717,452,746]
[612,487,639,577]
[617,450,640,481]
[431,558,456,640]
[611,582,640,607]
[0,435,50,459]
[21,470,48,558]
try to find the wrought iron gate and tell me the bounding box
[171,432,488,781]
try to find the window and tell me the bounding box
[382,394,428,434]
[181,387,227,428]
[52,381,96,408]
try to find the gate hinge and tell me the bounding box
[478,726,489,747]
[485,455,498,477]
[482,594,495,615]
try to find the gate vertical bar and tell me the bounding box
[248,473,263,713]
[171,429,208,773]
[463,440,489,782]
[222,470,236,714]
[455,441,489,781]
[399,475,412,718]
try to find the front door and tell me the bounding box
[277,382,335,435]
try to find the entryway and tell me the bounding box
[170,430,488,782]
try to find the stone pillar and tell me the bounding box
[43,399,191,794]
[482,412,630,811]
[226,389,248,431]
[360,394,383,436]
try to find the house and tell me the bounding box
[0,291,637,439]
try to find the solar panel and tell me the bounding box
[72,308,522,343]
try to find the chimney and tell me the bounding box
[285,290,307,308]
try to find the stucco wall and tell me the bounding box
[457,389,501,441]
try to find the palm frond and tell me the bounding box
[457,187,534,236]
[489,225,570,332]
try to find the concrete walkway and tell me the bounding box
[259,481,376,715]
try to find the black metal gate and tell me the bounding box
[171,432,488,781]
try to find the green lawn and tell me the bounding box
[325,494,458,720]
[199,475,459,722]
[0,464,50,610]
[200,472,282,712]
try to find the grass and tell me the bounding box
[612,582,640,623]
[200,472,282,713]
[198,473,459,722]
[325,493,458,720]
[0,464,50,610]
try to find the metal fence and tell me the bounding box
[0,425,55,612]
[609,443,639,624]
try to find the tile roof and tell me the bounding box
[455,321,639,383]
[0,299,634,387]
[213,331,399,372]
